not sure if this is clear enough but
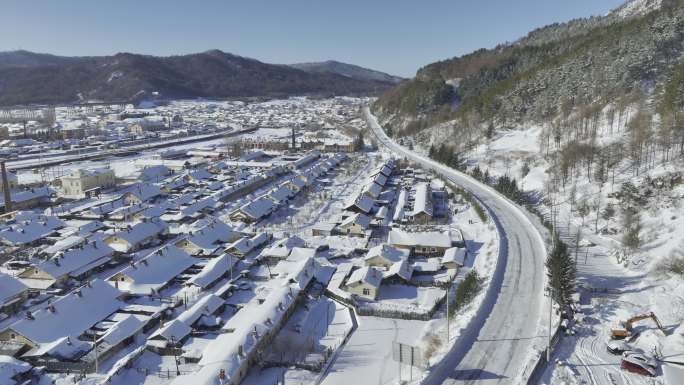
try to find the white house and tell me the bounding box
[59,168,116,198]
[364,244,409,268]
[19,237,115,288]
[121,183,164,205]
[229,196,276,223]
[175,219,242,256]
[0,273,28,315]
[0,215,65,247]
[382,259,414,283]
[104,220,168,253]
[226,233,270,258]
[410,182,433,224]
[186,253,238,290]
[388,229,454,256]
[107,245,196,295]
[260,235,306,262]
[441,247,467,269]
[0,280,123,354]
[345,266,382,300]
[336,213,370,237]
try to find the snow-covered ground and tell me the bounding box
[425,105,684,384]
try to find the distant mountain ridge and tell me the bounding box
[289,60,404,84]
[0,50,397,106]
[0,50,89,68]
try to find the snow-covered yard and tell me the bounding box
[359,285,445,315]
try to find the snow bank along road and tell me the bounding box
[364,107,547,385]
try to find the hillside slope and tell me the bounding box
[0,50,395,106]
[372,0,684,140]
[290,60,403,84]
[370,2,684,383]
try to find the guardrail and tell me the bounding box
[520,324,563,384]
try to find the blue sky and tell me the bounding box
[0,0,625,77]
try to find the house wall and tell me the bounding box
[1,291,27,314]
[122,193,143,205]
[346,283,377,300]
[229,211,257,223]
[18,267,56,281]
[365,256,392,269]
[104,236,133,252]
[5,197,43,211]
[175,240,201,255]
[338,223,365,236]
[413,245,449,256]
[0,329,35,348]
[61,171,115,197]
[411,212,433,224]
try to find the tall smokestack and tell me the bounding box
[1,161,12,213]
[291,126,296,151]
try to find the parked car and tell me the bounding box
[606,340,631,355]
[621,356,656,377]
[623,350,658,369]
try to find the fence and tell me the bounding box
[314,306,358,385]
[41,360,93,374]
[522,324,563,385]
[357,294,445,321]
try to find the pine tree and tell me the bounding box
[545,233,576,307]
[356,131,365,150]
[486,122,495,139]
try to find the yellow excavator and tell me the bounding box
[611,312,668,339]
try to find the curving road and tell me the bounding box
[364,107,548,385]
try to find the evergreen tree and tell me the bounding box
[356,131,365,150]
[486,122,495,139]
[471,166,482,181]
[622,209,642,253]
[545,233,576,307]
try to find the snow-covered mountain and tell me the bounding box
[290,60,404,84]
[612,0,663,18]
[0,50,398,106]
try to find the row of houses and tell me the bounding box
[229,154,346,223]
[240,137,359,153]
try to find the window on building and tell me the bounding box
[362,288,370,296]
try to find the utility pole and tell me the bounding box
[1,161,13,213]
[93,334,99,373]
[446,279,450,342]
[409,346,413,381]
[398,343,402,384]
[171,336,180,375]
[547,287,553,363]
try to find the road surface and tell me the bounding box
[364,107,548,385]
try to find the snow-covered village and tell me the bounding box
[0,97,500,385]
[2,1,684,385]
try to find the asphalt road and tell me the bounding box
[364,107,548,385]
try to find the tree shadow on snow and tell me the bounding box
[449,368,507,380]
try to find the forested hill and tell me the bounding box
[0,50,397,106]
[372,0,684,140]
